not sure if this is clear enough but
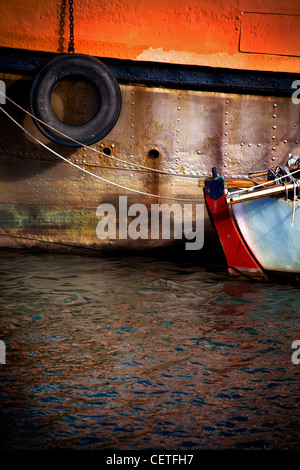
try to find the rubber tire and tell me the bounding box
[30,54,122,147]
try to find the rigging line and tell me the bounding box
[0,90,203,180]
[0,231,99,250]
[292,180,296,227]
[3,89,299,195]
[0,106,203,202]
[291,179,300,227]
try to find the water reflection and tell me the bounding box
[0,252,300,450]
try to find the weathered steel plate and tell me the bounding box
[0,73,299,251]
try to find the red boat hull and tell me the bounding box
[204,176,267,280]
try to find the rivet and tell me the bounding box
[272,125,277,129]
[296,140,299,144]
[131,124,134,127]
[131,101,135,105]
[272,156,276,161]
[272,136,276,139]
[273,103,277,107]
[224,162,228,166]
[273,114,277,118]
[225,121,228,125]
[226,100,229,104]
[177,118,180,121]
[131,91,134,95]
[257,143,261,147]
[272,146,276,150]
[224,152,228,156]
[177,107,181,110]
[197,150,201,154]
[248,143,252,147]
[225,111,228,114]
[284,140,287,143]
[224,132,228,136]
[131,135,134,139]
[131,113,135,116]
[240,142,244,146]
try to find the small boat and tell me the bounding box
[204,155,300,280]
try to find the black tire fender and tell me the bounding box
[29,54,122,147]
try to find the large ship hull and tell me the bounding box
[0,0,300,254]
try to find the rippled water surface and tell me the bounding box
[0,251,300,450]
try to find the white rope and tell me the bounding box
[292,181,296,227]
[0,106,203,202]
[291,179,300,227]
[3,90,297,199]
[0,90,202,180]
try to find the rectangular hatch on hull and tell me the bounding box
[240,12,300,57]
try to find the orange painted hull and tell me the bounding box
[0,0,300,73]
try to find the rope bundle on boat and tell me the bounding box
[228,154,300,199]
[227,154,300,226]
[268,155,300,187]
[267,159,300,216]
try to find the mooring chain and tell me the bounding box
[68,0,75,53]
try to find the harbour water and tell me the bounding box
[0,250,300,451]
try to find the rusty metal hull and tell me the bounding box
[0,72,300,253]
